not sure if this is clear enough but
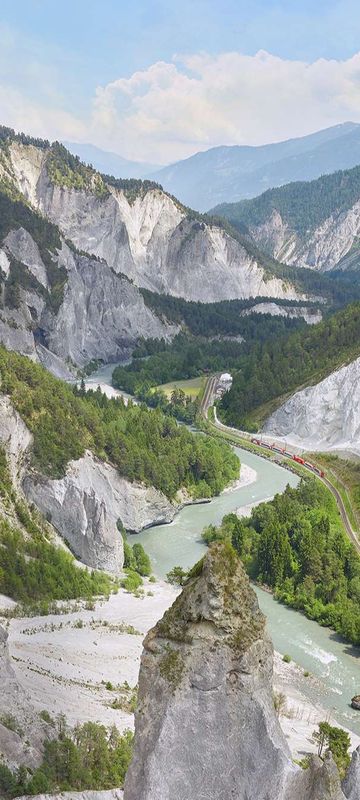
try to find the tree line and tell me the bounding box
[201,478,360,645]
[0,348,239,501]
[220,302,360,429]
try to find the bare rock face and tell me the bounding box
[7,141,307,305]
[124,543,351,800]
[288,753,345,800]
[17,792,123,800]
[343,747,360,799]
[0,395,174,574]
[124,542,294,800]
[0,625,47,769]
[0,395,32,485]
[23,451,176,573]
[263,355,360,456]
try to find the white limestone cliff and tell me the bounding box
[264,356,360,455]
[6,141,308,304]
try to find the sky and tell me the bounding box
[1,0,360,164]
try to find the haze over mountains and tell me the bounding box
[64,141,160,179]
[65,123,360,213]
[151,122,360,211]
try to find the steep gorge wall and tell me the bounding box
[246,202,360,273]
[7,142,307,304]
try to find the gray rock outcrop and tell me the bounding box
[17,792,123,800]
[0,395,32,485]
[0,625,46,769]
[237,200,360,274]
[23,451,176,573]
[1,221,175,372]
[343,747,360,799]
[41,242,175,368]
[124,542,351,800]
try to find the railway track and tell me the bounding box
[201,374,360,555]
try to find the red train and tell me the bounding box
[250,439,325,478]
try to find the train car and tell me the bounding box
[250,438,325,478]
[293,455,305,465]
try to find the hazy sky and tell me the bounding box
[2,0,360,163]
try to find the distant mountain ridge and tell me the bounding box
[150,122,360,211]
[214,163,360,273]
[64,141,161,179]
[0,125,334,378]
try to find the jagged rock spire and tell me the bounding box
[124,542,354,800]
[124,542,293,800]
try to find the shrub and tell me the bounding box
[121,570,143,593]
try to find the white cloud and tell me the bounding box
[0,84,86,142]
[3,48,360,164]
[90,50,360,162]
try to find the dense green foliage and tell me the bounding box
[313,721,351,777]
[112,319,307,422]
[215,163,360,238]
[220,302,360,428]
[0,719,133,797]
[140,291,311,337]
[121,529,151,577]
[202,479,360,645]
[47,142,108,196]
[0,521,112,605]
[103,174,163,201]
[0,125,50,150]
[0,348,238,500]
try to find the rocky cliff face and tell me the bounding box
[263,356,360,455]
[0,394,177,573]
[246,202,360,273]
[124,542,350,800]
[4,141,308,304]
[343,747,360,799]
[23,451,176,573]
[0,219,174,372]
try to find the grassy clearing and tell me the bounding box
[155,376,206,399]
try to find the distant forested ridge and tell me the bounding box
[140,291,314,337]
[214,163,360,238]
[220,303,360,429]
[202,478,360,645]
[0,348,238,500]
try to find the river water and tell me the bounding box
[89,363,360,736]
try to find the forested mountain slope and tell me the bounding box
[219,303,360,434]
[150,121,360,210]
[0,347,238,571]
[0,126,324,305]
[214,164,360,273]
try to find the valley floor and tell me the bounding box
[2,581,359,760]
